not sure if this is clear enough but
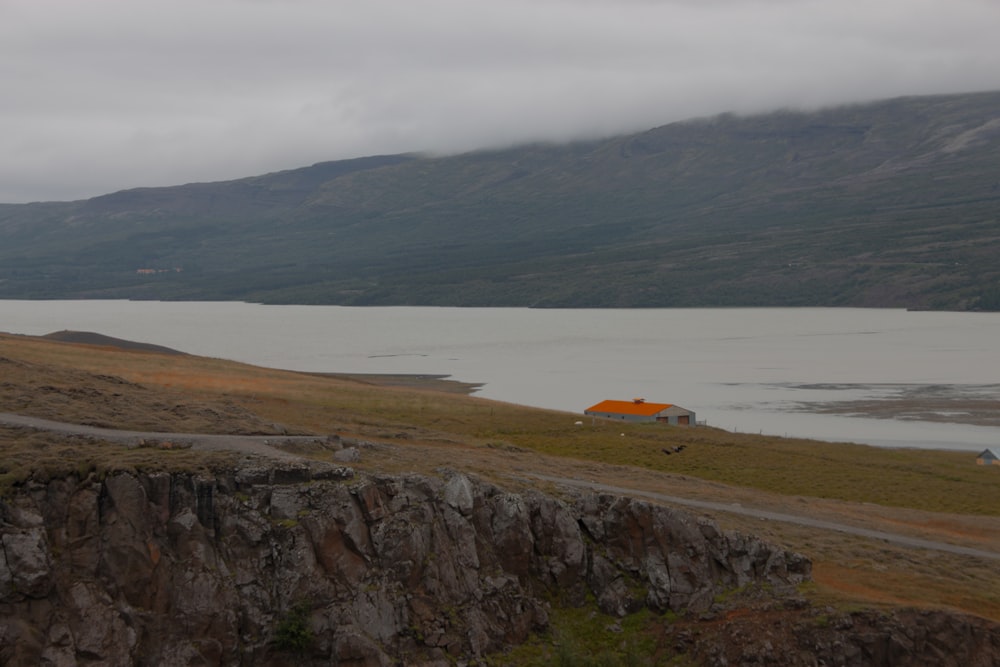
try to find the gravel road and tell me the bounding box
[0,411,321,461]
[4,411,998,562]
[529,474,1000,562]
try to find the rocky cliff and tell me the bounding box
[0,460,810,665]
[674,604,1000,667]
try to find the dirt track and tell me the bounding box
[5,410,1000,564]
[528,474,1000,562]
[0,411,322,461]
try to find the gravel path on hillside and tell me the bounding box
[5,410,999,562]
[529,474,1000,562]
[0,411,321,461]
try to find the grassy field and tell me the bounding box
[3,330,1000,624]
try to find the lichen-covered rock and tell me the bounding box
[0,526,52,599]
[0,466,811,665]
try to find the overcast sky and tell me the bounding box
[3,0,1000,203]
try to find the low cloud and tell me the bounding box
[3,0,999,202]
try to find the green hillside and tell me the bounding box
[2,91,999,309]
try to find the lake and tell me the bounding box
[3,300,999,451]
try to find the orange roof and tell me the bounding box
[585,399,672,416]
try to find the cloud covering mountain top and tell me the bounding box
[4,0,999,202]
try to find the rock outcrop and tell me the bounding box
[670,601,1000,667]
[0,462,810,665]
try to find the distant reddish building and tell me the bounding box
[584,398,695,425]
[976,449,1000,466]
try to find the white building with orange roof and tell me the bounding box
[584,398,695,425]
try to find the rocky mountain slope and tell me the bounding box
[1,91,999,309]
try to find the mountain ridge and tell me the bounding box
[2,91,999,309]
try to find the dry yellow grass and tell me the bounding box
[4,330,1000,621]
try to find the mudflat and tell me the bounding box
[308,372,482,394]
[791,382,1000,427]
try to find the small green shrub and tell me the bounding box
[498,604,664,666]
[274,603,314,655]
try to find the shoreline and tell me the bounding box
[22,329,486,396]
[307,372,484,395]
[29,329,999,431]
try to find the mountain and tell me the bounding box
[2,91,999,309]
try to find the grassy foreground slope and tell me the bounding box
[3,331,1000,624]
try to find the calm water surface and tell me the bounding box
[3,301,999,451]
